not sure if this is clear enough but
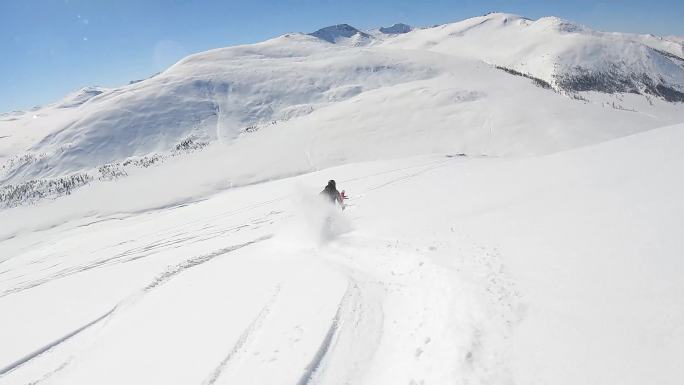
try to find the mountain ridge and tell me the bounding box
[1,12,684,207]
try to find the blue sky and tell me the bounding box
[1,0,683,112]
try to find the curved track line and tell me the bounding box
[0,227,274,298]
[1,235,273,379]
[0,306,117,376]
[24,356,73,385]
[295,283,352,385]
[144,235,272,292]
[203,286,281,385]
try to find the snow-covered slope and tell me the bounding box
[0,35,435,183]
[1,122,682,385]
[3,17,684,208]
[1,12,683,385]
[383,13,684,101]
[2,14,684,204]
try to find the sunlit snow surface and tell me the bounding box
[1,12,684,385]
[2,123,684,384]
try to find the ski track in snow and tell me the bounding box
[26,358,72,385]
[295,284,349,385]
[0,306,117,376]
[296,277,384,385]
[0,212,283,298]
[203,285,282,385]
[361,158,454,192]
[143,235,272,292]
[0,234,275,383]
[4,162,458,384]
[1,229,522,385]
[4,117,681,384]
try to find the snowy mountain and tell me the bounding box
[1,12,684,385]
[3,13,684,208]
[378,23,413,34]
[383,13,684,101]
[309,24,372,44]
[54,87,107,109]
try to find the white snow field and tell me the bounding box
[1,12,684,385]
[2,122,683,385]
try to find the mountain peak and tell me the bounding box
[309,24,371,43]
[379,23,412,34]
[481,12,528,22]
[531,16,589,33]
[55,86,106,109]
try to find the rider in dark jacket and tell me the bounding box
[320,180,344,208]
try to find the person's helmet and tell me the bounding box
[327,180,336,188]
